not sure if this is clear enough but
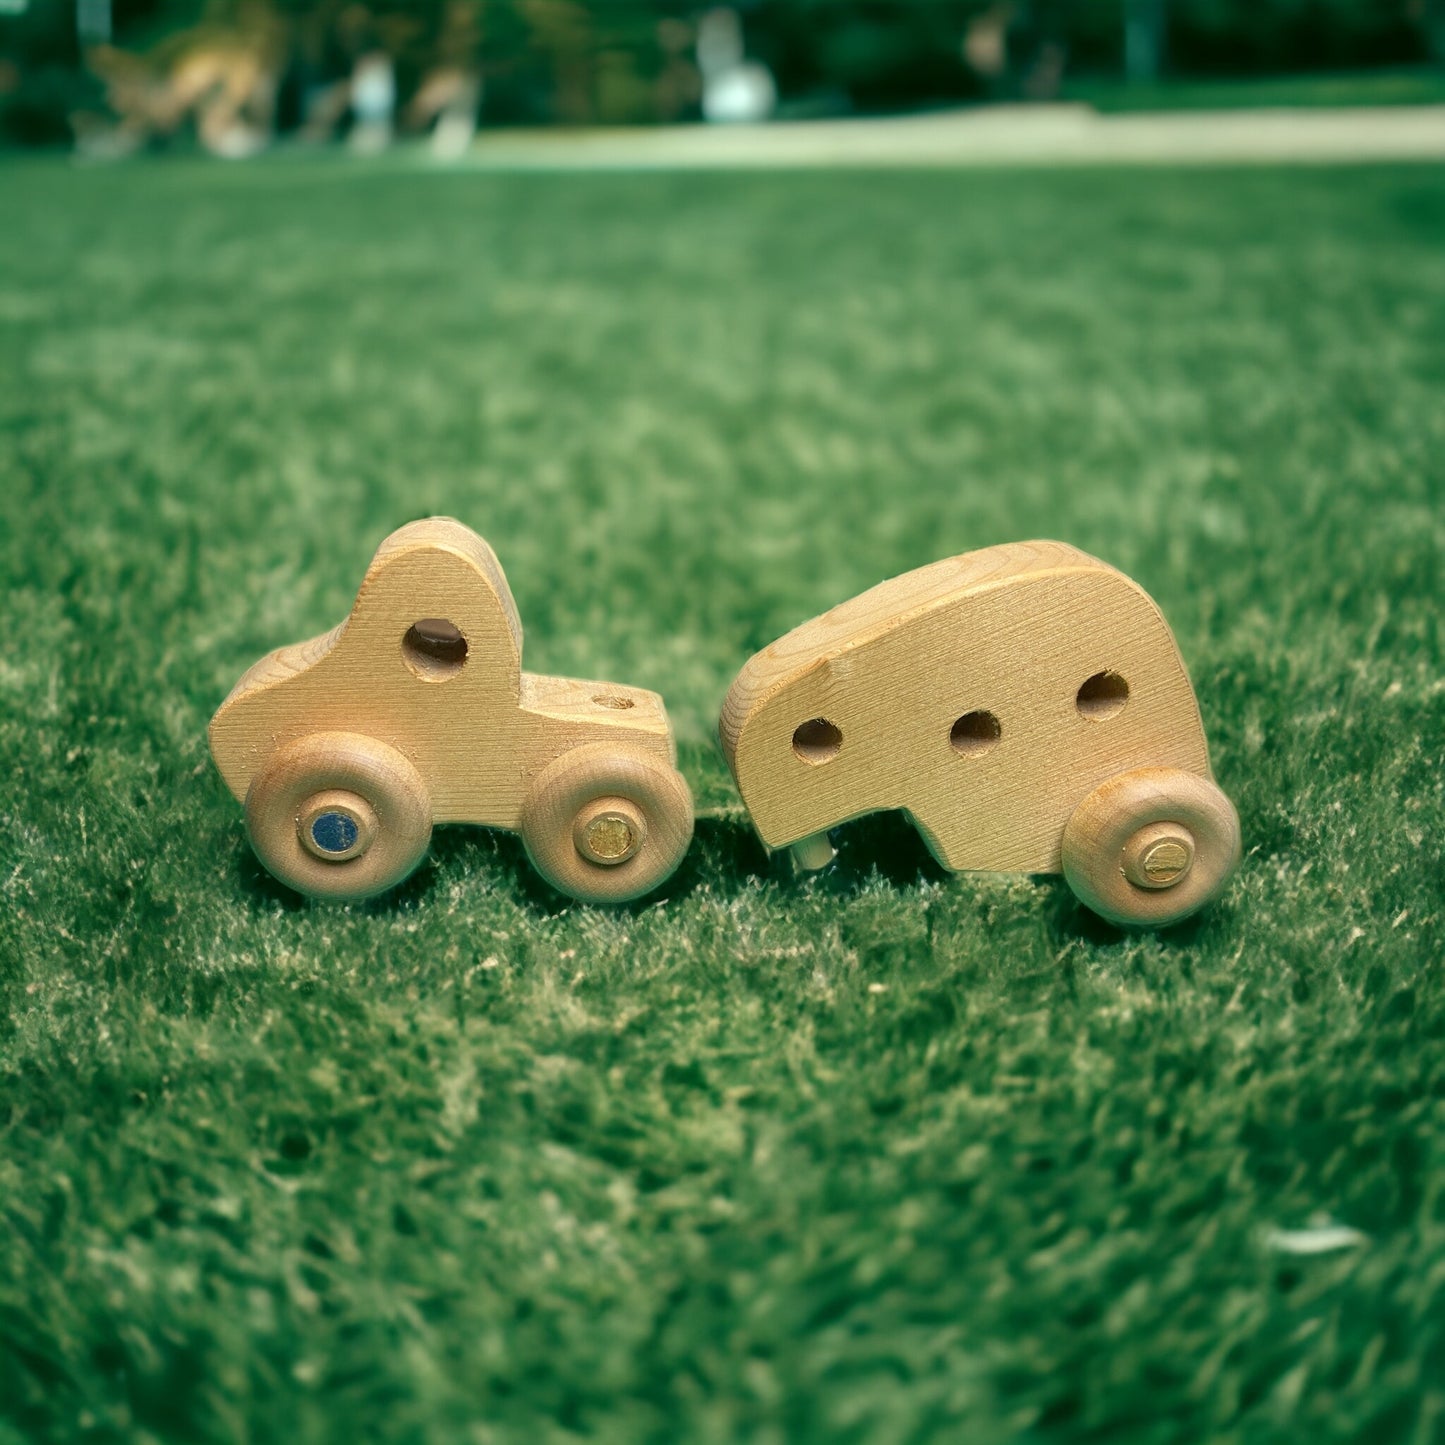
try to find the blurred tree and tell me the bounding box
[517,0,591,122]
[1124,0,1166,80]
[1166,0,1430,72]
[1425,0,1445,60]
[3,0,1443,145]
[767,0,984,110]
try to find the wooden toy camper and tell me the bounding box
[719,541,1240,928]
[211,518,693,904]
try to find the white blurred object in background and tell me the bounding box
[702,63,776,124]
[349,50,395,154]
[696,7,775,125]
[406,0,482,159]
[428,74,481,158]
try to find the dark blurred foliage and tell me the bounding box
[2,0,1443,144]
[1166,0,1440,71]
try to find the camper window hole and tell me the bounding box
[950,710,1002,756]
[1076,670,1129,720]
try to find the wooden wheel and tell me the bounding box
[245,732,432,901]
[1062,768,1240,928]
[521,743,693,904]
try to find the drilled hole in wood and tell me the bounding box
[792,718,841,765]
[1076,670,1129,720]
[403,619,468,680]
[950,710,1001,756]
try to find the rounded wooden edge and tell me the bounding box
[1062,768,1240,928]
[245,732,432,901]
[521,743,693,904]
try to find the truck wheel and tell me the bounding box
[521,743,693,904]
[1062,768,1240,928]
[245,732,432,901]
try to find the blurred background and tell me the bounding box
[3,0,1445,158]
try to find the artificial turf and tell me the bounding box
[1,153,1442,1445]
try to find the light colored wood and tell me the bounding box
[719,540,1239,924]
[519,743,693,903]
[212,517,693,903]
[245,732,432,901]
[1061,768,1241,927]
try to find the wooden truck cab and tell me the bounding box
[211,518,692,903]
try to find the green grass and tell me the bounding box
[1066,66,1445,113]
[2,154,1443,1445]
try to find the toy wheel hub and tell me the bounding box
[298,790,379,864]
[573,797,646,866]
[1122,822,1195,890]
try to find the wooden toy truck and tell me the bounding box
[210,518,693,904]
[719,540,1240,927]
